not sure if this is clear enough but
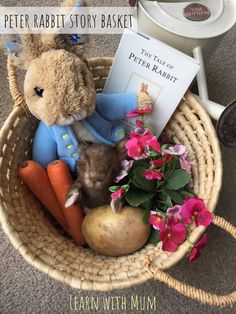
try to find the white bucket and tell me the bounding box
[136,0,236,146]
[137,0,236,62]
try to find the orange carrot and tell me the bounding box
[47,160,85,246]
[18,160,68,229]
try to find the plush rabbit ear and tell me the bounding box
[0,0,91,67]
[16,34,44,69]
[37,1,90,57]
[0,11,43,68]
[40,33,88,58]
[0,33,44,69]
[57,0,91,54]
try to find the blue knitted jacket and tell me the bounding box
[33,93,137,172]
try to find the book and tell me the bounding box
[103,28,200,137]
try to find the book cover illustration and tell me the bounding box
[104,28,200,136]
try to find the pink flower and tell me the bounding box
[189,234,208,263]
[167,205,182,226]
[125,129,153,159]
[188,179,194,189]
[126,106,152,118]
[132,127,149,137]
[115,160,134,183]
[148,136,161,153]
[165,154,174,163]
[150,159,165,168]
[135,120,144,128]
[125,128,161,159]
[180,153,193,174]
[150,155,173,168]
[163,144,186,156]
[163,144,193,173]
[125,137,145,159]
[149,211,164,230]
[111,188,125,199]
[143,170,164,181]
[181,197,212,227]
[159,223,187,252]
[134,129,152,144]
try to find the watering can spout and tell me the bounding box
[193,46,236,148]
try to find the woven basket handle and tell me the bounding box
[145,214,236,307]
[7,54,32,119]
[7,54,24,107]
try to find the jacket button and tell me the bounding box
[62,133,69,140]
[72,152,79,157]
[115,128,125,139]
[66,144,73,150]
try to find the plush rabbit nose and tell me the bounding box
[75,110,88,121]
[56,115,75,126]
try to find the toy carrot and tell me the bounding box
[18,160,68,229]
[47,160,85,246]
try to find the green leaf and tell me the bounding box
[163,158,177,182]
[133,160,148,169]
[167,190,184,205]
[109,186,120,193]
[166,169,191,191]
[121,184,130,192]
[179,184,195,199]
[133,167,156,191]
[157,191,173,210]
[132,178,143,190]
[185,185,196,195]
[165,194,173,208]
[161,144,169,150]
[156,180,165,189]
[159,204,169,212]
[149,150,159,157]
[142,198,153,211]
[128,160,148,178]
[148,228,160,245]
[125,189,155,207]
[180,190,195,199]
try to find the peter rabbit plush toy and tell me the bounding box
[1,0,152,174]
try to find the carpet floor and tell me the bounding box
[0,1,236,313]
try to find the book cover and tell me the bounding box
[104,28,200,136]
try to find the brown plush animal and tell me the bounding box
[65,142,125,213]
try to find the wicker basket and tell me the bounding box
[0,56,236,307]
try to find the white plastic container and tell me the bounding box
[137,0,236,63]
[136,0,236,146]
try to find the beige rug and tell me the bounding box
[0,1,236,313]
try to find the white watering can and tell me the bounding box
[130,0,236,147]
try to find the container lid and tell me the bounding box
[139,0,236,39]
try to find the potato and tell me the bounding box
[82,205,151,257]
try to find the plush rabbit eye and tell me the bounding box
[34,87,44,97]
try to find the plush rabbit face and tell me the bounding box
[24,49,96,126]
[1,1,96,126]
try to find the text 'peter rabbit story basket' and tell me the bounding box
[0,55,236,308]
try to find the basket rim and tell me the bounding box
[0,57,223,291]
